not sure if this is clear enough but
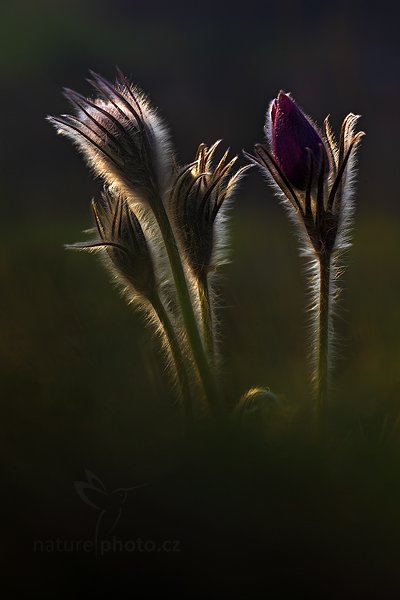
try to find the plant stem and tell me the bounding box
[152,201,223,421]
[151,293,193,431]
[197,275,215,364]
[316,253,331,415]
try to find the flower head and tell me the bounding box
[247,92,365,258]
[270,91,327,190]
[47,70,172,208]
[68,187,157,301]
[170,142,251,279]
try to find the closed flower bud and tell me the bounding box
[170,141,251,279]
[247,91,364,258]
[68,187,157,301]
[47,70,172,208]
[270,91,327,190]
[247,92,365,408]
[234,387,282,431]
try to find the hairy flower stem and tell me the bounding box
[197,276,215,364]
[152,201,224,422]
[316,253,332,417]
[150,294,193,431]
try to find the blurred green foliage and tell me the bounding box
[1,211,400,591]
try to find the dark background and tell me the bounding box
[1,0,400,591]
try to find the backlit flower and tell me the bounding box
[68,186,157,301]
[270,91,327,190]
[47,70,172,209]
[247,92,365,258]
[170,142,251,279]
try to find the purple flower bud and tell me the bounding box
[270,91,327,190]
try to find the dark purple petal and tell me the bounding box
[270,91,326,190]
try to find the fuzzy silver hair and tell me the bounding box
[169,142,251,367]
[66,186,193,411]
[67,186,158,303]
[246,104,364,404]
[170,141,251,280]
[47,69,173,209]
